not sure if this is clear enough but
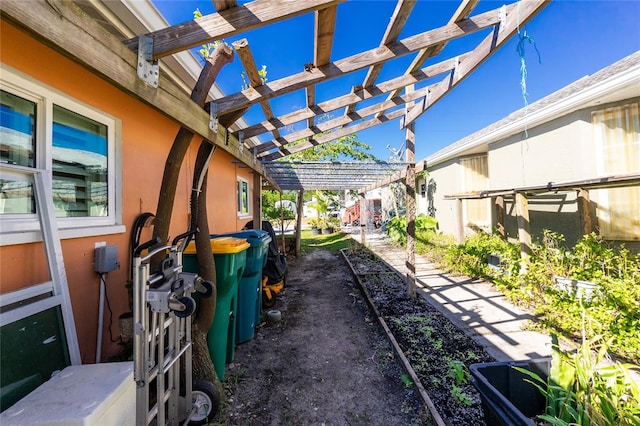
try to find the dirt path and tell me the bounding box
[221,249,429,425]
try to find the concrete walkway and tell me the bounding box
[350,228,554,363]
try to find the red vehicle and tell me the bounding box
[342,199,382,228]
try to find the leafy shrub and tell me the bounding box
[385,214,438,246]
[443,231,520,280]
[430,230,640,363]
[516,331,640,426]
[385,216,407,245]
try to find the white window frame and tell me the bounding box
[1,66,124,246]
[237,176,251,218]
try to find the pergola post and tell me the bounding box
[360,193,366,246]
[279,191,286,253]
[253,173,262,228]
[455,198,464,244]
[405,122,416,299]
[577,188,592,236]
[494,195,505,239]
[295,190,304,256]
[515,192,532,263]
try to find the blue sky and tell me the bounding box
[152,0,640,162]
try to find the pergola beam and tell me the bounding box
[215,3,521,117]
[238,54,463,140]
[0,0,278,187]
[307,6,337,129]
[377,0,479,119]
[263,162,407,191]
[258,65,472,157]
[345,0,416,116]
[402,0,549,127]
[361,161,427,193]
[212,0,237,12]
[443,173,640,199]
[122,0,342,58]
[232,39,280,139]
[262,110,405,160]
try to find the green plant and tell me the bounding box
[385,214,439,246]
[224,367,246,386]
[241,65,267,90]
[326,216,341,229]
[385,216,407,244]
[193,9,227,59]
[400,373,414,388]
[262,190,297,231]
[443,231,520,280]
[451,384,473,407]
[427,229,640,363]
[447,360,469,385]
[415,214,438,233]
[515,328,640,426]
[446,359,473,406]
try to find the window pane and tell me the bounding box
[0,178,35,214]
[0,90,36,214]
[237,180,249,214]
[0,306,70,412]
[52,105,108,217]
[0,90,36,167]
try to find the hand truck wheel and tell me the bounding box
[196,279,214,298]
[173,296,196,318]
[188,379,219,425]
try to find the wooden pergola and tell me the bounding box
[1,0,549,312]
[2,0,549,191]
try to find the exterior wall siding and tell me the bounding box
[488,113,592,246]
[0,21,255,362]
[422,99,639,250]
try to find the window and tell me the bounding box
[593,103,640,240]
[0,90,37,215]
[52,105,108,217]
[460,155,490,228]
[237,177,249,216]
[1,67,122,244]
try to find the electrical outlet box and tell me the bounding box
[95,245,118,273]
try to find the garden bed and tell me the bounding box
[341,246,496,425]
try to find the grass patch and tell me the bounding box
[300,229,353,254]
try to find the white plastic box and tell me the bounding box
[1,362,134,425]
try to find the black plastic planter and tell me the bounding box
[469,358,551,426]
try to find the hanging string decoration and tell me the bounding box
[516,30,542,108]
[515,22,542,141]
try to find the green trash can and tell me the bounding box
[213,230,271,343]
[183,236,249,380]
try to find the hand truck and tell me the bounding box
[133,231,216,426]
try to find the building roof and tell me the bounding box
[424,50,640,167]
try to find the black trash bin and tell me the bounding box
[469,358,550,426]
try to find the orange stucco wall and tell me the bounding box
[0,21,256,363]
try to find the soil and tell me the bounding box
[220,246,495,425]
